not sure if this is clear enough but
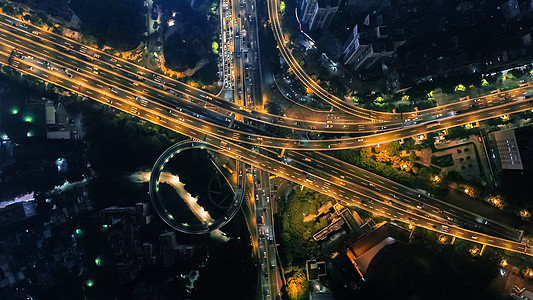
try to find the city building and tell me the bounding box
[160,231,178,266]
[329,221,410,293]
[512,288,533,300]
[299,0,341,31]
[501,0,520,20]
[318,30,344,60]
[101,203,155,283]
[492,130,523,170]
[306,259,327,280]
[342,12,405,72]
[0,180,94,296]
[0,201,37,227]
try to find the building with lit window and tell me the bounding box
[342,12,405,71]
[299,0,341,31]
[493,129,523,170]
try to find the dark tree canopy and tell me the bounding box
[70,0,144,51]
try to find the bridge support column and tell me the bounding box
[480,244,487,256]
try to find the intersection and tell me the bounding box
[1,6,533,297]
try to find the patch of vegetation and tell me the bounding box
[62,96,183,174]
[445,126,479,140]
[69,0,144,50]
[334,147,448,196]
[278,188,333,267]
[161,0,219,85]
[431,154,454,168]
[265,100,283,116]
[285,266,308,300]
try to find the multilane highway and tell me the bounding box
[0,13,389,132]
[0,12,532,257]
[2,28,533,151]
[266,0,533,125]
[0,13,530,135]
[2,50,530,254]
[4,42,533,152]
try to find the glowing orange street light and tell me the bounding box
[486,196,503,208]
[500,259,508,267]
[526,268,533,278]
[464,186,474,197]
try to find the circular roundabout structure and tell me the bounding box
[149,140,244,234]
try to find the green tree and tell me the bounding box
[285,267,308,300]
[388,141,401,156]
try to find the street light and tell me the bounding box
[487,196,503,208]
[438,235,447,244]
[464,186,474,197]
[500,259,508,267]
[525,268,533,278]
[520,210,531,219]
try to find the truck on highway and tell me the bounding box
[416,188,431,197]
